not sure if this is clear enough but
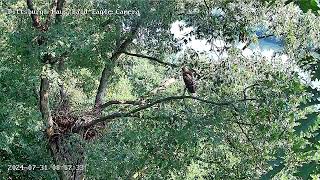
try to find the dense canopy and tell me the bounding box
[0,0,319,179]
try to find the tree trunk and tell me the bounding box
[94,64,114,107]
[49,134,85,180]
[27,1,85,179]
[94,20,140,107]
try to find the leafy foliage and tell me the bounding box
[0,0,319,179]
[261,2,320,179]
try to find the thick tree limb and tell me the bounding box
[94,20,141,107]
[39,77,50,120]
[55,0,65,23]
[26,0,42,29]
[43,0,58,30]
[94,65,113,108]
[79,95,257,130]
[27,0,61,30]
[39,76,54,136]
[37,14,68,137]
[122,51,178,67]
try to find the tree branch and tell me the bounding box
[236,122,259,153]
[43,0,58,31]
[39,75,54,137]
[122,51,178,67]
[101,100,142,109]
[27,0,62,30]
[94,20,141,107]
[243,83,260,101]
[79,95,257,130]
[230,105,260,153]
[100,78,177,110]
[26,0,42,29]
[203,0,210,13]
[55,0,65,23]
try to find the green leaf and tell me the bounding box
[261,150,285,180]
[285,0,320,14]
[294,112,319,134]
[261,161,285,180]
[299,99,320,109]
[294,161,319,179]
[307,129,320,144]
[296,0,320,14]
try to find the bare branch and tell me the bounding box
[111,20,141,61]
[101,78,177,108]
[225,134,251,157]
[230,105,260,152]
[122,51,178,67]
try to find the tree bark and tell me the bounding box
[94,63,114,107]
[28,1,86,179]
[94,21,141,107]
[49,134,85,180]
[26,0,42,29]
[39,77,50,120]
[56,0,65,23]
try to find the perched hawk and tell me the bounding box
[182,66,196,93]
